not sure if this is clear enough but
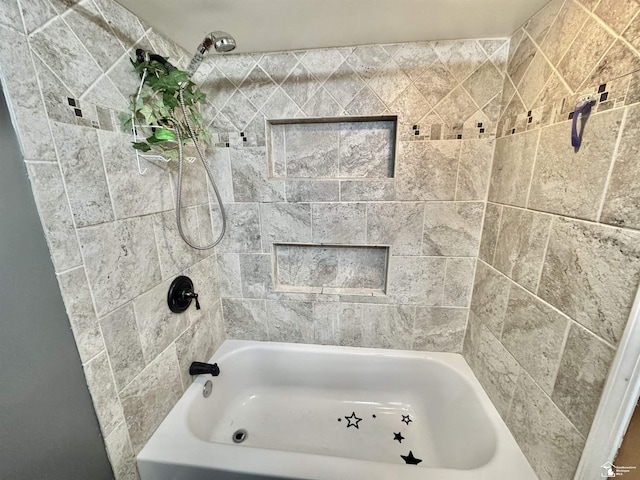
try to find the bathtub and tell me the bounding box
[137,340,537,480]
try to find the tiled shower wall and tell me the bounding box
[0,1,226,478]
[196,38,508,351]
[463,1,640,478]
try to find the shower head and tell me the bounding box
[187,31,237,77]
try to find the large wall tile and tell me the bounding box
[266,300,315,343]
[175,316,216,390]
[423,202,484,256]
[184,254,221,324]
[443,257,476,307]
[501,285,569,394]
[469,261,511,337]
[340,179,396,201]
[528,110,624,221]
[488,130,539,207]
[57,267,105,363]
[366,202,424,255]
[414,307,467,352]
[79,216,161,317]
[552,323,616,437]
[119,345,183,453]
[456,139,494,201]
[540,1,588,68]
[601,104,640,229]
[338,121,395,178]
[26,162,82,271]
[230,146,284,202]
[100,304,145,391]
[239,253,272,298]
[215,203,262,253]
[286,180,339,202]
[493,207,552,292]
[260,203,312,252]
[216,254,242,297]
[538,217,640,345]
[387,256,445,305]
[506,371,585,480]
[103,422,136,480]
[312,203,366,244]
[396,141,460,201]
[84,351,124,438]
[222,298,268,340]
[478,202,502,264]
[361,304,414,349]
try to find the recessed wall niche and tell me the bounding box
[267,116,398,179]
[273,244,390,295]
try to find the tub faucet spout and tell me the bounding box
[189,361,220,377]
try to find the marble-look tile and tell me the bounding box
[210,301,226,351]
[493,207,552,292]
[552,323,615,437]
[81,74,128,112]
[215,203,262,254]
[107,52,142,102]
[463,317,520,418]
[345,44,390,81]
[204,147,234,203]
[396,141,460,201]
[335,247,387,290]
[557,18,616,91]
[433,40,487,83]
[286,180,339,202]
[57,267,104,363]
[394,42,438,80]
[443,258,476,307]
[53,123,113,227]
[239,65,278,110]
[312,203,366,244]
[602,103,640,229]
[523,0,564,45]
[92,0,146,51]
[478,202,502,265]
[99,130,174,220]
[167,157,208,209]
[387,256,446,305]
[323,60,366,108]
[623,11,640,52]
[283,123,340,178]
[0,0,23,32]
[133,278,189,363]
[368,59,411,105]
[84,351,124,438]
[456,139,494,201]
[517,52,553,109]
[239,253,272,298]
[276,244,337,290]
[529,109,623,221]
[595,0,639,34]
[311,302,337,345]
[100,304,145,391]
[210,53,255,87]
[175,316,216,390]
[506,33,537,88]
[488,130,539,207]
[26,163,82,271]
[222,298,268,340]
[301,49,344,83]
[332,303,364,346]
[366,202,424,255]
[78,216,161,316]
[302,87,343,117]
[338,121,394,178]
[388,84,430,125]
[104,422,136,480]
[413,60,458,109]
[423,202,484,256]
[153,209,208,279]
[219,90,257,131]
[64,0,125,71]
[32,54,76,124]
[340,180,396,201]
[259,52,298,84]
[259,203,312,252]
[463,60,503,109]
[361,304,414,349]
[260,87,302,120]
[434,86,479,125]
[30,17,102,96]
[585,40,640,93]
[230,146,284,202]
[345,86,386,116]
[414,307,467,352]
[184,255,221,325]
[266,300,315,343]
[216,254,242,297]
[281,62,321,108]
[506,370,585,480]
[502,285,569,394]
[539,217,640,345]
[120,345,183,453]
[469,261,511,337]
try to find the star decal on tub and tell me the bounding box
[393,432,405,443]
[344,412,362,429]
[401,450,422,465]
[402,414,412,425]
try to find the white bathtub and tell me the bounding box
[138,340,537,480]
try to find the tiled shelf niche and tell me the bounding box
[267,116,398,179]
[273,243,390,295]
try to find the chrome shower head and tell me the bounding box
[187,31,237,77]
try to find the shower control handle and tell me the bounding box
[167,276,200,313]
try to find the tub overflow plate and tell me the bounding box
[203,380,213,398]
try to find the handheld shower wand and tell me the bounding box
[186,31,237,77]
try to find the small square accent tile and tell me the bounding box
[68,97,77,107]
[74,108,83,117]
[600,92,609,102]
[598,84,606,93]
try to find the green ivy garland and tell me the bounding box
[120,57,211,160]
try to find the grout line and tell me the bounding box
[489,204,504,266]
[96,129,118,220]
[549,319,573,392]
[534,215,555,295]
[524,129,542,208]
[453,138,462,200]
[596,106,628,222]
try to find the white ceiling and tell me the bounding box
[116,0,550,55]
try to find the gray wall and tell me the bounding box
[0,85,113,478]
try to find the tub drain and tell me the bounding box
[232,429,247,444]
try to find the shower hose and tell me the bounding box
[173,84,227,250]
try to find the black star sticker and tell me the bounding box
[402,414,412,425]
[393,432,405,443]
[344,412,362,429]
[401,450,422,465]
